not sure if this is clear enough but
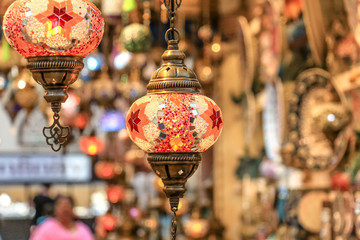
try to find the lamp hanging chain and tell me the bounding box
[163,0,182,42]
[169,197,180,240]
[171,208,177,240]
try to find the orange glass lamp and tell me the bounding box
[3,0,104,151]
[125,0,223,239]
[80,136,105,156]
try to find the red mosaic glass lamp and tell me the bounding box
[2,0,104,151]
[126,0,223,239]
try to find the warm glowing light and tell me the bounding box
[184,219,210,238]
[178,200,183,211]
[157,177,164,188]
[80,136,105,156]
[102,167,113,178]
[107,186,125,203]
[88,144,98,155]
[18,80,26,89]
[211,43,221,53]
[102,213,117,231]
[192,223,203,233]
[94,161,119,180]
[73,113,88,129]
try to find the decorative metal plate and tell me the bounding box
[282,68,351,170]
[298,191,329,233]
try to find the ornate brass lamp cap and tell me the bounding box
[147,40,201,94]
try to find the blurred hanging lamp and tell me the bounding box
[125,0,223,239]
[80,136,105,156]
[2,0,104,151]
[120,0,152,53]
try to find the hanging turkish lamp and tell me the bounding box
[125,1,223,239]
[80,136,105,156]
[2,0,104,151]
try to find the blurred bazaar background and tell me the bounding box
[2,0,360,239]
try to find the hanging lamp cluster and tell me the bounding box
[125,0,223,239]
[2,0,104,151]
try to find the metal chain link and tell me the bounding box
[163,0,182,13]
[171,208,177,240]
[163,0,182,41]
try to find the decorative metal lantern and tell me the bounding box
[125,1,223,239]
[2,0,104,151]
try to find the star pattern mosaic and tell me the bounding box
[35,0,83,39]
[3,0,104,57]
[126,93,223,153]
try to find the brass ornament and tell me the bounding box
[27,56,84,151]
[148,153,201,199]
[146,40,201,94]
[281,68,352,170]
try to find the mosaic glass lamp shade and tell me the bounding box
[127,93,222,153]
[3,0,104,57]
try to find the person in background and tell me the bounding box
[30,183,54,233]
[30,195,94,240]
